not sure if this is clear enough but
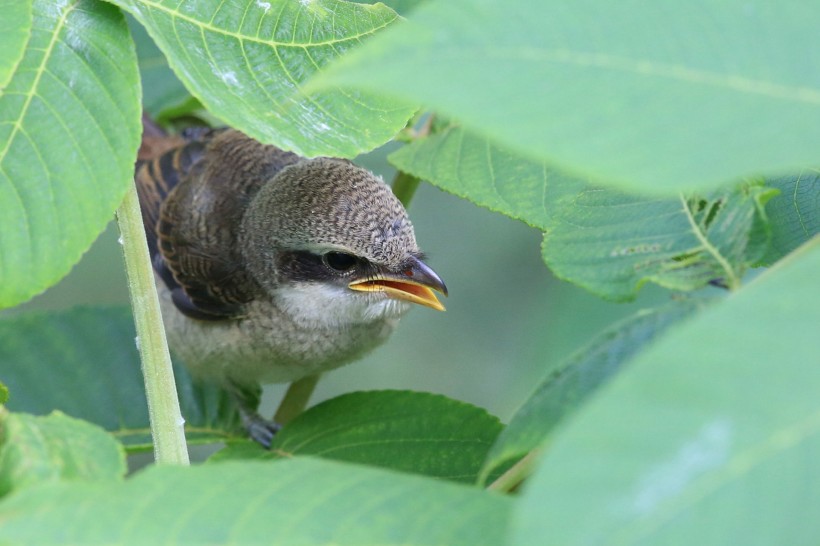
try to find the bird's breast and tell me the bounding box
[156,279,400,387]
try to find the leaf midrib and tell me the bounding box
[439,47,820,106]
[0,1,76,164]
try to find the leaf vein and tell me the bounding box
[678,193,739,289]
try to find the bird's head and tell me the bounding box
[241,158,447,328]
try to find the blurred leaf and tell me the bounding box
[353,0,426,16]
[759,169,820,265]
[311,0,820,192]
[126,13,189,116]
[0,411,125,497]
[211,390,503,484]
[0,306,241,450]
[0,383,7,404]
[391,127,774,300]
[0,458,511,545]
[0,0,31,89]
[0,0,141,309]
[512,236,820,545]
[389,126,550,229]
[543,180,776,300]
[480,300,702,484]
[114,0,415,158]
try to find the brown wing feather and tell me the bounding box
[135,114,212,258]
[135,119,302,320]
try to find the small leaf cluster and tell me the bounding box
[1,0,819,544]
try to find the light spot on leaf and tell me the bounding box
[211,65,239,86]
[626,418,732,515]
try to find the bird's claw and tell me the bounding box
[245,416,281,449]
[228,380,281,449]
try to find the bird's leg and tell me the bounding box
[274,374,320,425]
[226,379,281,449]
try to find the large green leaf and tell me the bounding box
[0,458,511,545]
[0,307,240,449]
[0,0,32,89]
[511,236,820,545]
[0,411,125,497]
[480,301,701,484]
[0,0,141,309]
[391,127,774,300]
[211,390,503,483]
[759,169,820,265]
[112,0,415,158]
[311,0,820,192]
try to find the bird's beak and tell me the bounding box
[348,256,448,311]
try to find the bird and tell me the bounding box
[135,117,448,447]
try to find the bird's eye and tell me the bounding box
[323,251,357,272]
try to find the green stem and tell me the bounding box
[116,184,189,465]
[486,449,543,493]
[392,171,421,207]
[274,374,321,425]
[392,111,436,207]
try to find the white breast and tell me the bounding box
[156,276,406,387]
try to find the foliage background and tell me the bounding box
[1,0,818,543]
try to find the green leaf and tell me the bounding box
[0,0,32,89]
[511,236,820,545]
[311,0,820,192]
[0,411,125,497]
[211,390,503,484]
[391,126,774,300]
[759,169,820,265]
[127,13,188,116]
[480,300,701,484]
[389,126,550,229]
[0,382,7,405]
[0,307,241,450]
[0,458,511,545]
[113,0,415,158]
[0,0,141,309]
[543,180,776,300]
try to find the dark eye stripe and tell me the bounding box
[276,251,368,283]
[323,251,357,272]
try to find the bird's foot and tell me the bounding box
[227,380,281,449]
[242,413,281,449]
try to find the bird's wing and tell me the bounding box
[135,118,210,263]
[135,119,300,320]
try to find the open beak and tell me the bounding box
[348,256,448,311]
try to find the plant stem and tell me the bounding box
[392,111,436,207]
[391,171,422,207]
[116,184,189,465]
[486,449,543,493]
[274,374,321,425]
